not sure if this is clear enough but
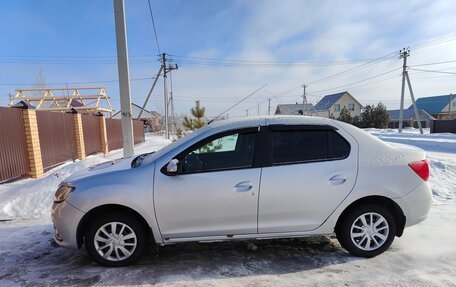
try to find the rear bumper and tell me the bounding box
[395,181,432,227]
[51,200,85,248]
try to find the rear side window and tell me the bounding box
[272,130,350,165]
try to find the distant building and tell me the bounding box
[113,103,162,132]
[275,103,315,115]
[415,94,456,119]
[387,107,433,128]
[313,91,363,118]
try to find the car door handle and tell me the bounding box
[329,175,347,185]
[234,181,253,192]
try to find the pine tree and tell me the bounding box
[373,102,389,128]
[183,101,206,130]
[337,106,353,124]
[359,103,389,128]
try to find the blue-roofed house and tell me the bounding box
[387,106,433,128]
[313,91,363,118]
[415,94,456,120]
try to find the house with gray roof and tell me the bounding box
[313,91,363,118]
[275,103,315,115]
[113,103,162,132]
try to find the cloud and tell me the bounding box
[1,0,455,118]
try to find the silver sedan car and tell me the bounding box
[52,116,432,266]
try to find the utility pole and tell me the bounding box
[405,72,423,134]
[113,0,134,157]
[168,64,178,137]
[245,109,249,117]
[268,98,271,115]
[301,84,307,116]
[137,65,163,120]
[398,48,422,134]
[398,48,409,133]
[257,103,260,116]
[162,53,169,139]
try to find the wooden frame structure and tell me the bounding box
[8,87,114,118]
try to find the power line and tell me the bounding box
[309,67,402,94]
[146,0,161,54]
[306,53,398,85]
[410,34,456,50]
[410,59,456,67]
[0,76,155,86]
[171,55,390,67]
[408,68,456,75]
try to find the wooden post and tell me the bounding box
[22,109,44,178]
[73,113,86,160]
[99,116,109,154]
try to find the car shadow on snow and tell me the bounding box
[0,222,362,286]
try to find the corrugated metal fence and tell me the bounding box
[82,115,102,156]
[106,118,123,151]
[106,119,145,151]
[133,120,145,144]
[430,119,456,133]
[36,111,76,169]
[0,107,30,182]
[1,108,146,182]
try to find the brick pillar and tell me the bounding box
[73,114,86,160]
[22,109,44,178]
[99,116,109,154]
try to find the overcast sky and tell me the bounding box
[1,0,455,118]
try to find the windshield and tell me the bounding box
[141,125,213,165]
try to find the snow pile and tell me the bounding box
[0,134,171,220]
[366,128,456,154]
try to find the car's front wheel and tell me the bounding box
[85,213,146,266]
[336,204,396,257]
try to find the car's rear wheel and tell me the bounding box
[85,213,146,266]
[336,204,396,257]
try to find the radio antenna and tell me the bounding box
[208,83,269,124]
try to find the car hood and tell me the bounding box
[63,156,135,184]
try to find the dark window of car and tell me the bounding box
[272,130,350,165]
[179,131,257,174]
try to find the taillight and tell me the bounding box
[408,160,430,181]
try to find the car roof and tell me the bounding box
[208,115,334,130]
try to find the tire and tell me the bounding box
[85,213,147,267]
[336,204,396,257]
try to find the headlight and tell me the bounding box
[54,185,75,203]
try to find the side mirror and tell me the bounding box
[166,159,179,174]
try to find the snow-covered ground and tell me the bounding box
[0,129,455,286]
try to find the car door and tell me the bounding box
[154,128,262,239]
[258,124,358,233]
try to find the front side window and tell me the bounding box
[179,131,256,174]
[348,104,355,111]
[272,130,350,165]
[334,104,340,112]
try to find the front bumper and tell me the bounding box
[395,181,433,228]
[51,200,85,248]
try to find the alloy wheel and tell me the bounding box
[93,222,137,262]
[350,212,389,251]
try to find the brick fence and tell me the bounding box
[0,105,145,182]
